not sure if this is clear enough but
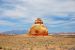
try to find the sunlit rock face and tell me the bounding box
[28,18,48,36]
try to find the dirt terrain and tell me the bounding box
[0,34,75,50]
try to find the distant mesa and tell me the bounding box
[28,18,48,36]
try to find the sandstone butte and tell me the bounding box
[28,18,48,36]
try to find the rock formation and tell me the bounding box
[28,18,48,36]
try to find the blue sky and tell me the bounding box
[0,0,75,33]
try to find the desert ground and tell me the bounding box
[0,34,75,50]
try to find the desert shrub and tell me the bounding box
[0,46,2,49]
[69,47,75,50]
[30,47,33,50]
[3,47,12,50]
[48,48,55,50]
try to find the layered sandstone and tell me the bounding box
[28,18,48,36]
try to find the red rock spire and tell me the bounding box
[35,18,43,24]
[28,18,48,36]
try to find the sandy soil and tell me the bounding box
[0,34,75,50]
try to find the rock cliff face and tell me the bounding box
[28,18,48,36]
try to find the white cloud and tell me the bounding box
[0,0,75,18]
[0,20,16,26]
[0,0,75,32]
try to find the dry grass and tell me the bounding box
[0,34,75,50]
